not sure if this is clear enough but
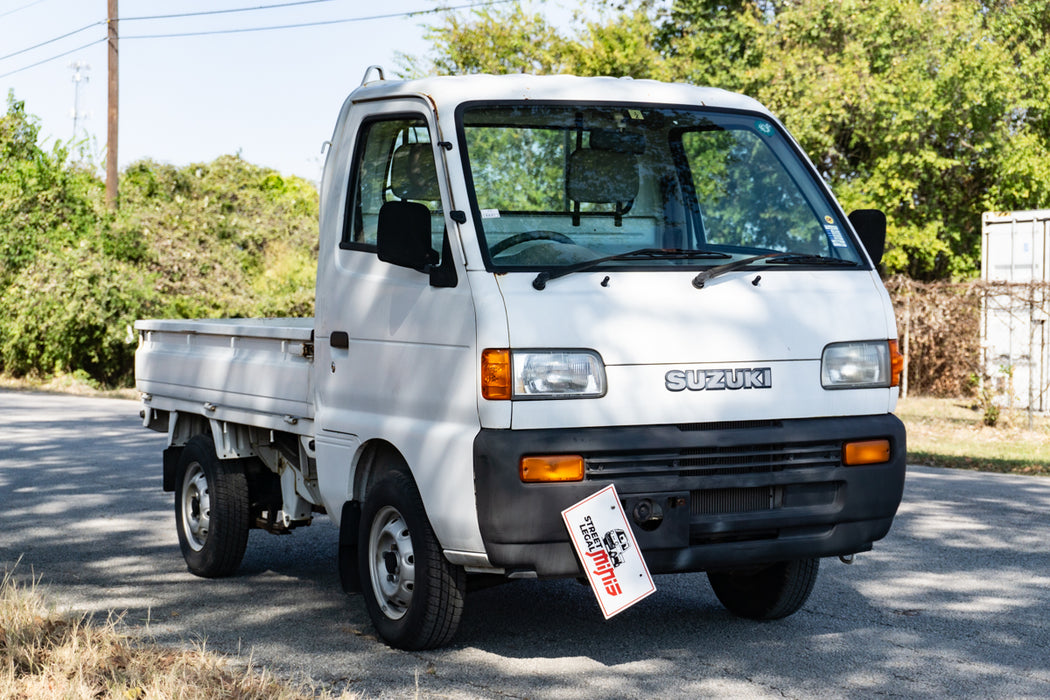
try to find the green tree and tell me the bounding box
[653,0,765,90]
[746,0,1050,278]
[408,5,567,75]
[0,92,106,290]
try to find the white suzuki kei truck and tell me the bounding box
[135,70,907,650]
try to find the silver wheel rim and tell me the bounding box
[180,462,210,552]
[367,505,415,621]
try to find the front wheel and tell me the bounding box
[707,558,819,620]
[358,470,465,650]
[174,435,250,578]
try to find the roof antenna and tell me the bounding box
[360,65,386,86]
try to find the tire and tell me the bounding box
[707,558,819,620]
[358,469,465,650]
[174,435,250,578]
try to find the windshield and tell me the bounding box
[459,103,865,272]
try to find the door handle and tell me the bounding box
[331,331,349,349]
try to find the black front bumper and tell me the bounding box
[473,414,906,577]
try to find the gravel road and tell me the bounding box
[2,388,1048,698]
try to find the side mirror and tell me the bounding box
[848,209,886,267]
[377,201,436,272]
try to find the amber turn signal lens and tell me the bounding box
[520,455,585,482]
[889,339,904,388]
[481,348,511,400]
[843,439,891,466]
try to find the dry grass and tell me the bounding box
[0,372,137,400]
[897,396,1050,475]
[0,567,352,700]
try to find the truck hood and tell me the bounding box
[494,268,898,428]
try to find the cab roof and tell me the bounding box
[346,73,769,116]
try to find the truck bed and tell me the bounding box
[135,318,315,435]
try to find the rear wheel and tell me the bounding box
[358,469,465,650]
[174,435,250,578]
[707,558,819,620]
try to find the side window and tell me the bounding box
[341,116,444,252]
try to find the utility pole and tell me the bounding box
[69,61,90,141]
[106,0,118,209]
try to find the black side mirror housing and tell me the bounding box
[848,209,886,267]
[377,201,435,272]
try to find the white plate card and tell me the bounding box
[562,484,656,619]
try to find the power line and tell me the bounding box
[0,0,336,65]
[121,0,346,23]
[0,20,103,63]
[121,0,516,40]
[0,37,106,79]
[0,0,46,19]
[0,0,514,79]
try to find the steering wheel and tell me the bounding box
[489,230,575,256]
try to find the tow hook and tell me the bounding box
[839,554,855,565]
[631,498,664,531]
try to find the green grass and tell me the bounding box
[897,396,1050,476]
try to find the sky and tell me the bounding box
[0,0,580,182]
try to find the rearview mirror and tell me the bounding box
[377,201,436,272]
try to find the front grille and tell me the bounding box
[585,440,841,479]
[677,419,783,432]
[691,530,779,546]
[691,486,779,515]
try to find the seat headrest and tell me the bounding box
[589,129,645,154]
[567,149,639,203]
[390,143,439,201]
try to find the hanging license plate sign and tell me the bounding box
[561,484,656,619]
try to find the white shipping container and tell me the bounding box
[981,211,1050,410]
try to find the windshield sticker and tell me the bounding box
[628,109,644,120]
[824,215,835,224]
[480,209,501,219]
[754,120,774,136]
[824,224,848,248]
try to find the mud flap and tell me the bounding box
[339,501,362,593]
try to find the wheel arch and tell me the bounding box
[338,438,414,596]
[162,411,263,491]
[162,412,211,491]
[353,438,414,502]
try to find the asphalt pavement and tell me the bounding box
[1,388,1048,698]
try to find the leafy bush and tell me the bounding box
[0,246,155,384]
[118,155,318,320]
[0,95,320,386]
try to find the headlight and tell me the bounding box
[516,350,606,398]
[481,349,606,399]
[821,341,892,389]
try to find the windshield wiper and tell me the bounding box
[532,248,731,290]
[691,252,859,289]
[762,253,860,267]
